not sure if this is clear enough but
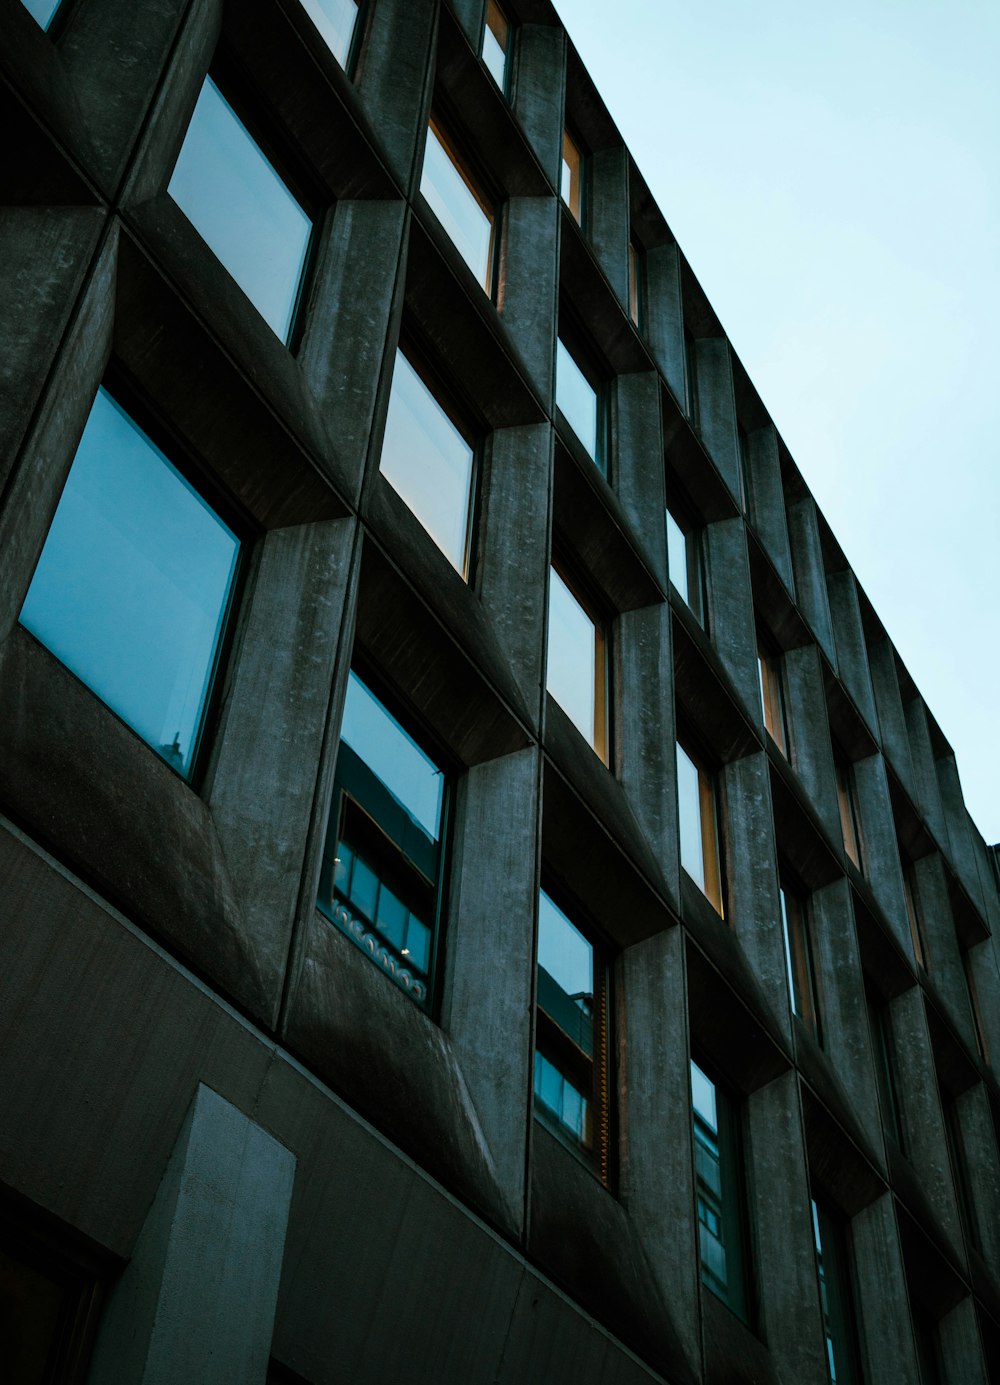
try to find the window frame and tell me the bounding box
[676,736,724,916]
[481,0,513,95]
[18,367,249,787]
[534,881,614,1187]
[317,663,454,1014]
[420,112,499,298]
[757,631,789,756]
[690,1056,752,1322]
[779,873,820,1037]
[546,558,610,764]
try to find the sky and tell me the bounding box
[554,0,1000,844]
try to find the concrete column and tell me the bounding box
[613,369,666,576]
[88,1084,295,1385]
[620,926,701,1380]
[693,337,741,504]
[355,0,437,192]
[786,496,836,665]
[703,516,759,721]
[743,425,794,594]
[449,0,485,48]
[853,753,912,958]
[852,1194,921,1384]
[644,241,685,405]
[783,643,842,844]
[512,25,565,189]
[867,637,915,795]
[935,755,986,914]
[827,571,878,737]
[588,145,629,306]
[502,196,559,403]
[911,854,976,1046]
[904,695,947,843]
[747,1072,828,1382]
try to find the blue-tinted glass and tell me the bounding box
[379,350,475,574]
[376,888,407,949]
[666,508,690,604]
[403,916,432,973]
[538,890,593,1002]
[482,0,509,90]
[340,672,444,839]
[298,0,359,66]
[19,388,239,777]
[691,1060,718,1132]
[21,0,61,28]
[168,77,312,342]
[676,742,706,888]
[348,853,379,921]
[420,124,493,290]
[547,567,598,747]
[556,338,599,461]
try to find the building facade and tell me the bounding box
[1,0,999,1381]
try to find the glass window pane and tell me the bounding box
[547,567,599,748]
[379,350,475,575]
[340,671,444,839]
[561,130,582,222]
[666,508,690,605]
[21,0,61,28]
[19,388,239,778]
[168,77,312,342]
[690,1060,717,1131]
[676,742,707,889]
[538,890,593,1001]
[419,123,493,290]
[555,338,599,461]
[297,0,359,66]
[482,0,509,90]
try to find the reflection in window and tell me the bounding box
[546,565,607,760]
[297,0,360,67]
[482,0,511,92]
[691,1060,749,1319]
[534,890,610,1183]
[666,506,705,625]
[555,337,600,467]
[420,118,495,293]
[835,757,862,869]
[758,639,788,754]
[812,1199,860,1384]
[379,348,476,576]
[561,129,583,222]
[19,387,240,779]
[676,742,723,914]
[780,882,818,1034]
[21,0,61,28]
[168,77,313,343]
[318,671,447,1009]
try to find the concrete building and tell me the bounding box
[1,0,999,1380]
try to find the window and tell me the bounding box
[19,386,241,780]
[691,1060,750,1320]
[297,0,360,68]
[318,671,448,1010]
[835,756,862,870]
[546,565,608,761]
[534,889,611,1183]
[780,880,819,1034]
[419,117,496,293]
[167,76,313,343]
[676,741,723,914]
[962,951,990,1061]
[0,1222,103,1384]
[736,424,751,513]
[684,329,699,424]
[811,1199,861,1384]
[943,1097,979,1252]
[665,505,706,625]
[628,239,642,327]
[555,336,602,469]
[379,345,477,576]
[21,0,61,28]
[482,0,511,93]
[757,637,788,755]
[902,865,929,971]
[866,988,905,1151]
[561,128,583,223]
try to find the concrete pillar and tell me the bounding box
[88,1084,296,1385]
[693,337,741,505]
[867,637,915,796]
[911,853,976,1047]
[512,25,565,188]
[703,516,759,721]
[786,496,836,665]
[827,571,878,738]
[449,0,485,48]
[743,425,794,594]
[935,755,986,914]
[588,145,629,306]
[644,241,685,406]
[355,0,438,192]
[853,753,912,957]
[852,1194,921,1384]
[502,197,560,404]
[783,643,842,845]
[613,369,666,576]
[904,695,947,844]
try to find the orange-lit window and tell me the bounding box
[482,0,511,92]
[628,239,642,326]
[835,757,861,870]
[561,128,583,223]
[677,740,723,914]
[757,639,788,755]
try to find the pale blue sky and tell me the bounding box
[555,0,1000,843]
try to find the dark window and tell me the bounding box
[866,988,905,1151]
[812,1198,861,1384]
[780,880,819,1035]
[420,116,496,294]
[167,76,313,343]
[482,0,512,93]
[19,385,241,780]
[318,671,448,1010]
[628,239,643,327]
[962,950,990,1061]
[561,128,584,223]
[298,0,361,68]
[555,335,603,470]
[691,1060,750,1319]
[902,865,929,971]
[758,636,789,755]
[943,1098,979,1252]
[835,756,862,870]
[736,423,751,512]
[534,889,612,1183]
[546,563,608,761]
[666,503,706,626]
[913,1309,943,1385]
[676,741,723,915]
[684,330,700,424]
[21,0,61,28]
[379,345,477,576]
